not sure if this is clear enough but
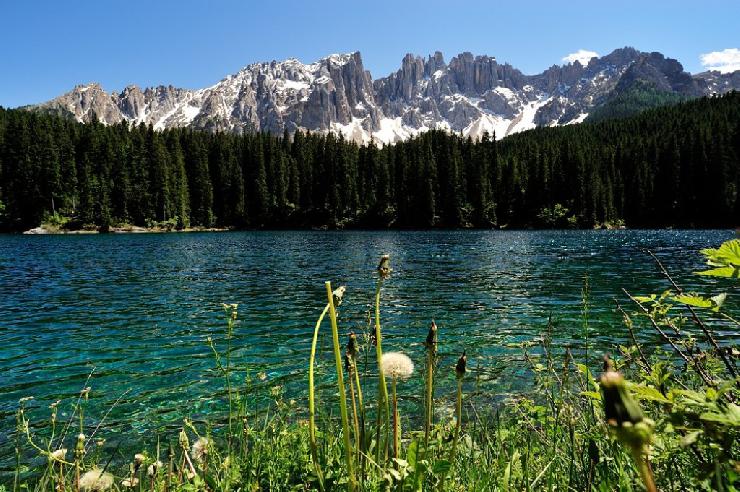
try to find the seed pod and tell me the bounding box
[455,351,467,379]
[377,254,392,278]
[600,356,653,452]
[425,321,438,355]
[347,331,359,359]
[345,352,354,375]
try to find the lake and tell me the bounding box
[0,229,737,468]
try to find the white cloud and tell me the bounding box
[700,48,740,74]
[562,49,599,66]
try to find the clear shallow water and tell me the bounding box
[0,230,737,467]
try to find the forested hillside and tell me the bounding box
[0,92,738,231]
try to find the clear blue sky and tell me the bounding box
[1,0,738,108]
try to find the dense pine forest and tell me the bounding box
[0,92,737,232]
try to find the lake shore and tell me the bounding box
[22,224,230,234]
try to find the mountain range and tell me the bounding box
[29,47,740,143]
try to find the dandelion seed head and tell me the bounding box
[146,460,162,477]
[377,254,392,277]
[333,286,346,306]
[191,437,210,464]
[50,448,67,462]
[121,478,139,488]
[381,352,414,379]
[78,468,114,492]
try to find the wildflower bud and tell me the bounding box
[178,429,190,450]
[425,321,438,355]
[75,434,85,459]
[333,286,346,306]
[600,356,653,452]
[377,254,392,278]
[455,351,467,379]
[347,331,359,359]
[80,387,91,400]
[134,453,145,469]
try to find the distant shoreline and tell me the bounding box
[22,225,230,235]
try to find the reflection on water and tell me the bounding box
[0,230,736,465]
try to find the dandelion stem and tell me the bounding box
[326,281,357,491]
[391,377,399,459]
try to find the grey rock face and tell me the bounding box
[30,47,740,143]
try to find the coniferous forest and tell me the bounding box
[0,92,738,232]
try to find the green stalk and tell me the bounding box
[308,303,330,490]
[631,449,657,492]
[347,360,361,462]
[326,281,356,491]
[424,321,437,454]
[225,305,236,452]
[425,350,435,445]
[374,275,390,463]
[440,352,465,491]
[391,377,399,459]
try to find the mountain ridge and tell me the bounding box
[28,47,740,143]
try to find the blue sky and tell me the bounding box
[1,0,738,108]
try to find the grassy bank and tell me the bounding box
[9,241,739,491]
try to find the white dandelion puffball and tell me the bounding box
[191,437,210,464]
[381,352,414,379]
[78,468,114,492]
[50,448,67,462]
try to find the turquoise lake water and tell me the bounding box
[0,230,737,468]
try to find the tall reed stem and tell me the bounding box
[440,352,465,492]
[373,272,390,463]
[308,303,330,490]
[424,321,437,454]
[326,281,356,491]
[347,357,361,461]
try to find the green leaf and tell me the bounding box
[670,294,713,309]
[700,239,740,267]
[695,266,740,278]
[680,430,702,447]
[432,460,451,475]
[406,440,418,470]
[627,383,672,404]
[633,294,657,303]
[581,391,602,401]
[699,408,740,427]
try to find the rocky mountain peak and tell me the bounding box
[30,47,740,144]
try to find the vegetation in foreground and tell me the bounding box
[0,92,738,232]
[9,240,740,491]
